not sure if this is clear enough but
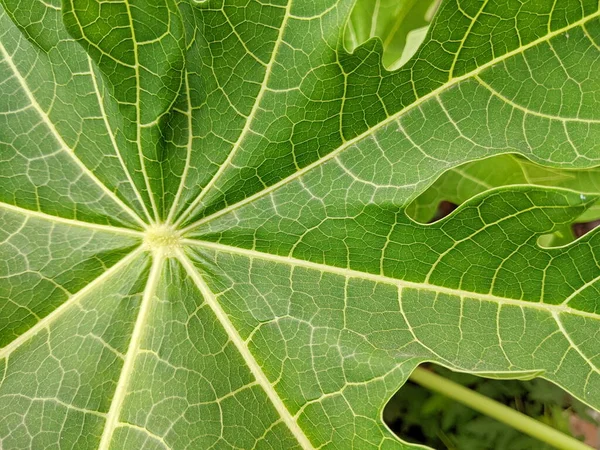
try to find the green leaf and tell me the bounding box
[62,0,186,221]
[1,0,600,449]
[409,154,600,224]
[344,0,438,69]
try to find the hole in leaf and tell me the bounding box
[427,200,458,223]
[343,0,440,69]
[573,220,600,239]
[384,364,599,449]
[406,154,600,243]
[538,219,600,248]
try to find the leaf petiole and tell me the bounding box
[409,367,592,450]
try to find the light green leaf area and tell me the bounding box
[1,0,600,449]
[344,0,438,69]
[409,153,600,223]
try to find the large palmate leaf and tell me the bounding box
[1,0,600,448]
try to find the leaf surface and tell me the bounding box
[1,0,600,449]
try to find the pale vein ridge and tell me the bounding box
[166,75,194,223]
[475,75,600,123]
[0,247,144,360]
[449,0,489,78]
[123,0,161,223]
[184,240,600,322]
[552,311,600,392]
[0,200,144,237]
[176,250,314,450]
[0,42,147,229]
[98,250,164,450]
[173,1,292,228]
[561,272,600,305]
[180,8,600,234]
[87,55,155,224]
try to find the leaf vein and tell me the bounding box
[0,41,147,229]
[176,249,314,450]
[181,9,600,234]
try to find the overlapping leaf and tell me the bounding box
[345,0,437,69]
[408,154,600,245]
[1,0,600,449]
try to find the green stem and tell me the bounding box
[409,367,592,450]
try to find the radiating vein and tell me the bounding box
[87,55,154,224]
[98,249,163,450]
[449,0,489,78]
[561,272,600,305]
[553,311,600,377]
[176,249,314,450]
[184,239,600,322]
[180,9,600,234]
[0,200,144,237]
[475,75,600,123]
[123,0,161,224]
[0,41,147,229]
[166,74,194,223]
[0,247,144,360]
[173,0,292,228]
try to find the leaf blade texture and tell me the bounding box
[1,0,600,448]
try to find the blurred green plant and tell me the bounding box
[385,365,598,449]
